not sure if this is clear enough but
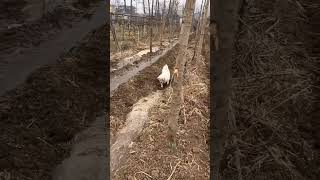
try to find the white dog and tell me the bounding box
[157,64,171,88]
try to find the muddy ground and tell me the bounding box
[220,0,319,179]
[0,0,100,60]
[0,24,107,180]
[111,40,210,179]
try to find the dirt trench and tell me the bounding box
[110,42,178,95]
[110,41,210,179]
[111,91,163,174]
[110,44,180,143]
[0,23,107,180]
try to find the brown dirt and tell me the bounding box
[110,41,171,70]
[220,0,320,179]
[110,44,180,143]
[0,1,99,60]
[0,0,26,28]
[111,48,165,78]
[111,42,210,179]
[111,91,163,173]
[0,24,107,180]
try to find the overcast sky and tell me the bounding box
[110,0,207,15]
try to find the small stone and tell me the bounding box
[149,135,154,142]
[129,142,134,148]
[151,169,160,178]
[127,175,134,180]
[149,144,155,149]
[129,150,136,154]
[249,7,259,14]
[192,147,201,153]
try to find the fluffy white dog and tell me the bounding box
[157,64,171,88]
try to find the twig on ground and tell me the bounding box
[264,86,310,117]
[37,137,57,151]
[26,118,36,128]
[81,111,86,124]
[265,19,280,33]
[167,161,181,180]
[134,171,153,179]
[229,97,243,180]
[183,104,187,124]
[167,86,173,103]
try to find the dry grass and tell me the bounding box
[221,0,319,179]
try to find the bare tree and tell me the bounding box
[159,0,166,46]
[124,0,127,10]
[42,0,46,17]
[168,0,176,42]
[149,0,154,52]
[173,0,179,37]
[148,0,151,15]
[194,0,209,59]
[157,0,160,17]
[111,20,120,51]
[195,0,205,37]
[211,0,240,179]
[122,15,125,41]
[167,0,172,26]
[142,0,146,35]
[167,0,196,149]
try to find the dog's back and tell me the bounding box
[162,64,169,74]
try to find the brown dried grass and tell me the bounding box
[222,0,319,179]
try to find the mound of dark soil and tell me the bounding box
[0,0,26,26]
[0,2,99,60]
[0,24,107,180]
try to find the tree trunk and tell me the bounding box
[111,20,120,51]
[211,0,240,179]
[149,0,154,52]
[167,0,196,148]
[167,0,172,18]
[148,0,151,15]
[144,20,147,36]
[137,26,140,44]
[42,0,46,17]
[168,0,175,42]
[159,0,166,46]
[143,0,146,14]
[122,17,125,41]
[194,0,209,59]
[142,0,146,37]
[128,0,133,39]
[157,0,160,17]
[191,0,206,62]
[124,0,126,10]
[195,0,205,37]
